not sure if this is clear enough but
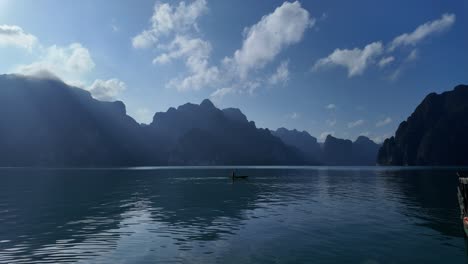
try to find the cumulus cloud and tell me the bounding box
[268,60,289,85]
[313,42,383,77]
[325,103,336,110]
[376,117,392,127]
[214,1,312,95]
[5,25,126,102]
[159,35,219,91]
[389,13,455,51]
[347,119,364,128]
[132,0,208,49]
[153,35,210,64]
[0,25,37,51]
[313,13,455,78]
[87,78,127,101]
[133,0,219,92]
[229,1,312,78]
[14,43,95,86]
[378,56,394,68]
[135,1,312,96]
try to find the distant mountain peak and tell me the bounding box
[110,100,127,115]
[200,99,215,108]
[355,135,375,144]
[222,108,248,123]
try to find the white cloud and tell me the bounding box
[348,119,364,128]
[378,56,394,68]
[313,42,383,77]
[153,35,210,64]
[133,0,217,92]
[5,26,125,102]
[325,103,336,110]
[210,87,234,102]
[389,13,455,51]
[268,60,289,85]
[230,1,312,78]
[132,30,157,49]
[14,43,95,86]
[160,35,219,91]
[326,119,336,127]
[0,24,37,51]
[319,131,335,141]
[87,78,126,101]
[132,0,208,49]
[376,117,392,127]
[313,13,455,79]
[136,1,311,96]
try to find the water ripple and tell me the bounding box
[0,168,465,263]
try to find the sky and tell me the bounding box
[0,0,466,142]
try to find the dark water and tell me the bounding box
[0,167,466,263]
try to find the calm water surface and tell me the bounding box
[0,167,466,263]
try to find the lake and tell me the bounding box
[0,167,466,263]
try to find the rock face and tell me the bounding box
[378,84,468,166]
[273,129,379,165]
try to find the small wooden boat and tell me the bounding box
[231,171,248,180]
[232,175,248,180]
[457,172,468,236]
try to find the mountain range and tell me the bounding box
[12,75,468,167]
[272,129,380,165]
[0,74,382,167]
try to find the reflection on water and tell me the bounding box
[0,167,466,263]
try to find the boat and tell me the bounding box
[457,172,468,236]
[232,175,248,180]
[231,171,248,180]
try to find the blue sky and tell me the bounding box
[0,0,466,142]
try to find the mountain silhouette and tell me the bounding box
[322,135,354,165]
[378,84,468,165]
[0,74,149,167]
[273,129,379,165]
[0,75,312,166]
[0,74,384,167]
[352,136,380,165]
[272,128,321,164]
[146,99,309,165]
